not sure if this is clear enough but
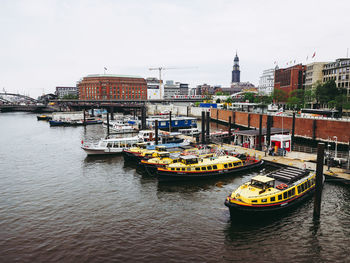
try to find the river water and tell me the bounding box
[0,112,349,263]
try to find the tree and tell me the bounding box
[272,89,288,103]
[62,94,78,99]
[243,92,255,103]
[216,98,221,103]
[225,97,233,104]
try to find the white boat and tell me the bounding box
[178,127,200,136]
[103,120,138,134]
[82,130,158,155]
[82,137,140,155]
[81,130,188,156]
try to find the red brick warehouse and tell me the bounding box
[274,64,306,101]
[78,74,147,100]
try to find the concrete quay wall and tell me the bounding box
[211,108,350,144]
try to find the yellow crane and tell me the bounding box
[148,66,197,99]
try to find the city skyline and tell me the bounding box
[1,0,350,97]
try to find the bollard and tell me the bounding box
[169,111,172,132]
[201,111,206,144]
[228,116,232,144]
[258,114,262,151]
[106,110,110,136]
[206,111,210,144]
[155,120,158,145]
[83,109,86,126]
[313,143,325,218]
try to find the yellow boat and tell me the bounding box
[156,154,263,182]
[224,167,316,216]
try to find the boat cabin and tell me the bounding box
[157,152,171,158]
[250,175,275,189]
[155,146,167,152]
[180,155,199,165]
[136,142,148,149]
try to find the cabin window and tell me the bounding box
[187,168,191,171]
[195,167,200,171]
[287,190,293,198]
[171,168,175,171]
[201,167,206,171]
[213,165,217,169]
[283,192,287,199]
[307,180,311,188]
[107,143,112,147]
[207,166,212,170]
[270,197,276,202]
[261,199,267,203]
[173,160,178,163]
[224,164,228,169]
[233,162,240,167]
[251,200,257,203]
[228,163,233,168]
[176,168,180,171]
[297,185,301,193]
[291,188,295,196]
[181,168,185,171]
[278,194,282,200]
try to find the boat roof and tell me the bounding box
[251,175,275,183]
[181,155,198,159]
[266,167,310,184]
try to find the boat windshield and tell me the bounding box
[250,179,274,189]
[184,158,198,165]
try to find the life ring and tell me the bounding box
[276,183,288,190]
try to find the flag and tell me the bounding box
[294,60,296,64]
[312,52,316,58]
[306,56,308,61]
[104,67,107,70]
[274,61,277,64]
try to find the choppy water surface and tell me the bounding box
[0,112,349,262]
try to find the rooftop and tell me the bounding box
[85,74,144,79]
[251,175,275,183]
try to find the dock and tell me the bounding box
[179,134,350,184]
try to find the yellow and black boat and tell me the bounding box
[156,154,263,182]
[37,115,52,121]
[224,167,316,216]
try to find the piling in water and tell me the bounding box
[313,142,325,218]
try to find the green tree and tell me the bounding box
[225,97,233,104]
[272,89,288,103]
[243,92,255,103]
[216,98,221,103]
[62,94,78,99]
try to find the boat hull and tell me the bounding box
[224,187,315,217]
[156,160,264,182]
[82,147,123,155]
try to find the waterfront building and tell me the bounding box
[56,86,78,98]
[274,64,306,101]
[258,68,275,95]
[322,58,350,98]
[163,80,180,98]
[179,83,189,96]
[146,77,161,100]
[232,52,240,83]
[77,74,147,100]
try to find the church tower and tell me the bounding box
[231,52,240,83]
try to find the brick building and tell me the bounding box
[274,64,306,100]
[78,74,147,100]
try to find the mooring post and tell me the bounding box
[169,111,172,132]
[292,112,296,150]
[83,109,86,126]
[206,111,210,144]
[106,110,110,136]
[314,142,325,218]
[201,111,206,144]
[266,115,271,149]
[155,120,158,145]
[110,106,114,120]
[258,114,263,151]
[228,116,232,144]
[141,106,146,130]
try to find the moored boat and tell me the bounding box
[37,115,52,121]
[156,154,263,182]
[224,167,316,217]
[81,136,140,155]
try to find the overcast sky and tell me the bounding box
[1,0,349,98]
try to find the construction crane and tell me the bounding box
[148,67,197,99]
